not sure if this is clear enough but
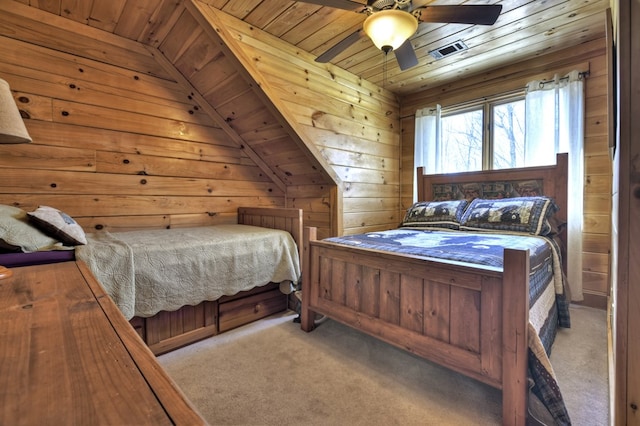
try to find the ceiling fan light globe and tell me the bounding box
[363,9,418,51]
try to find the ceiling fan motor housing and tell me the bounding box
[369,0,411,12]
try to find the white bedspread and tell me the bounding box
[76,224,301,320]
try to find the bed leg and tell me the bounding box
[301,227,317,332]
[502,248,530,426]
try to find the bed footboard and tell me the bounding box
[301,227,529,425]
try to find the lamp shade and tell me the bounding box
[363,9,418,52]
[0,78,32,144]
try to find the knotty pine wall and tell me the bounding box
[0,26,286,231]
[401,36,612,308]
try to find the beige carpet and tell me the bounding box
[158,305,608,426]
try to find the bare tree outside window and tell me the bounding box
[438,98,525,172]
[493,100,525,169]
[441,109,483,172]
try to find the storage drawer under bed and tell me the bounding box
[130,282,287,355]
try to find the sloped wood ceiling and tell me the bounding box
[156,3,338,190]
[151,1,350,237]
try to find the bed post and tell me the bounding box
[416,166,426,201]
[502,248,530,426]
[301,226,317,332]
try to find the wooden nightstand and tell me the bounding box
[0,260,205,425]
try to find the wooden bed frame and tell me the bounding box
[301,154,568,426]
[129,207,303,355]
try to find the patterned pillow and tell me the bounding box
[401,200,468,230]
[28,206,87,246]
[459,197,559,235]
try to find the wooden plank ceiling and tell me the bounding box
[17,0,609,96]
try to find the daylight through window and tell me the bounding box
[438,94,526,173]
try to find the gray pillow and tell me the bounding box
[0,204,62,252]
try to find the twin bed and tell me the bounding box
[301,153,570,425]
[0,206,303,354]
[78,207,305,354]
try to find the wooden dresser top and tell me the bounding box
[0,261,205,425]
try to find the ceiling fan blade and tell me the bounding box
[394,40,418,70]
[294,0,367,12]
[416,5,503,25]
[315,29,367,63]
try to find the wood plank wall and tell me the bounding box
[199,5,403,238]
[0,5,287,232]
[401,36,612,309]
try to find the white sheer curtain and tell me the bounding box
[413,105,441,201]
[525,70,584,301]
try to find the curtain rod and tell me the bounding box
[533,70,590,87]
[450,70,591,110]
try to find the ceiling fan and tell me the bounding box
[298,0,503,71]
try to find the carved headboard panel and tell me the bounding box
[430,178,546,201]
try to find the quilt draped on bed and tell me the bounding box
[76,224,301,320]
[324,228,571,425]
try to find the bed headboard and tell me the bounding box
[237,207,304,274]
[417,153,568,225]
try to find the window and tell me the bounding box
[417,72,585,176]
[437,95,525,173]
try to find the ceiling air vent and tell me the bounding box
[428,40,469,60]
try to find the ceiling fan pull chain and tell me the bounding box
[383,49,388,88]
